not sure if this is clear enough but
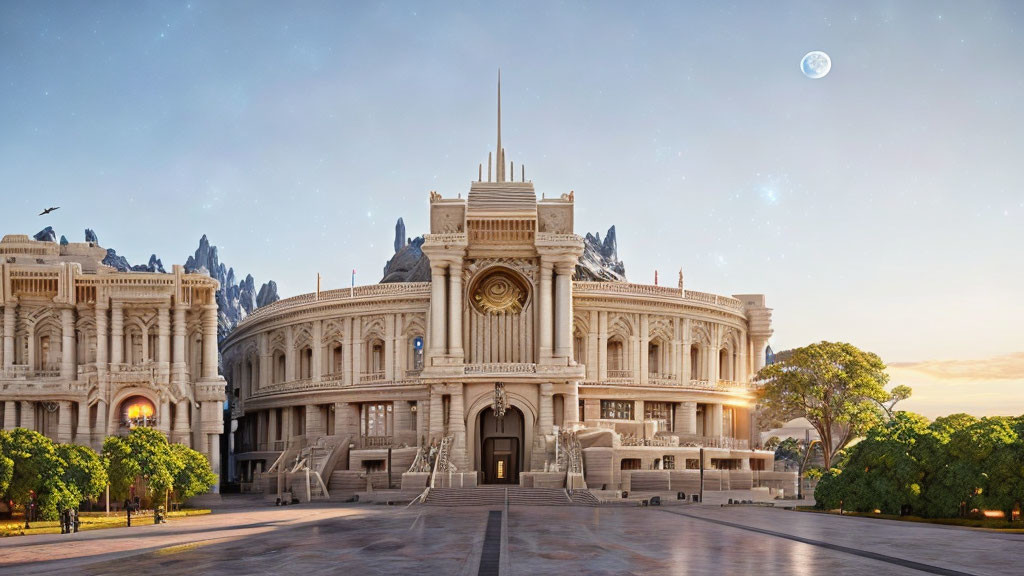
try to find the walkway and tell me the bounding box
[0,500,1019,575]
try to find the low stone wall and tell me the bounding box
[520,471,565,488]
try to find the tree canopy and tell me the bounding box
[814,412,1024,519]
[755,341,905,468]
[0,428,76,519]
[103,426,216,503]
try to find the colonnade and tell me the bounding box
[582,311,756,385]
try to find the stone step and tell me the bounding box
[422,487,575,507]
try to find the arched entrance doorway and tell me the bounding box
[479,406,524,485]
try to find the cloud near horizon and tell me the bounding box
[887,352,1024,419]
[890,352,1024,381]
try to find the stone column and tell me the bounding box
[173,399,189,445]
[554,262,573,360]
[352,318,362,382]
[3,401,16,430]
[158,306,170,365]
[539,382,554,435]
[449,383,467,470]
[384,314,395,381]
[110,302,123,369]
[429,264,447,357]
[631,334,641,383]
[305,404,325,438]
[76,401,90,444]
[208,434,221,493]
[158,398,171,436]
[711,403,723,437]
[738,331,748,382]
[448,261,464,359]
[257,333,270,389]
[342,317,354,386]
[311,320,323,382]
[586,310,598,380]
[639,314,650,384]
[21,401,35,431]
[415,399,426,445]
[94,400,107,448]
[267,408,279,448]
[557,261,573,358]
[538,258,553,359]
[751,336,768,373]
[429,385,444,440]
[678,401,697,435]
[201,304,219,379]
[2,302,15,368]
[597,311,608,381]
[60,308,76,379]
[565,384,580,424]
[55,401,73,442]
[681,319,691,384]
[172,305,187,375]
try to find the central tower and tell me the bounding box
[419,73,585,477]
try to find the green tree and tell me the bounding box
[103,427,180,502]
[56,443,108,504]
[818,412,933,514]
[756,341,901,468]
[0,428,75,520]
[0,434,12,496]
[169,443,217,502]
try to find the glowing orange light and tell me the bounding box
[982,510,1005,519]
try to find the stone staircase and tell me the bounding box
[422,486,577,507]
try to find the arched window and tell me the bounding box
[607,339,625,375]
[410,336,424,371]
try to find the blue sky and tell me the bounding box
[2,1,1022,416]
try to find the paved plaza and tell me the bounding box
[0,499,1020,575]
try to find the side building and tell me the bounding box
[0,234,227,488]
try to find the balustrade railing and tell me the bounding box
[236,282,431,328]
[359,436,395,449]
[0,365,63,379]
[676,435,750,450]
[571,282,745,311]
[464,363,537,375]
[606,369,632,379]
[359,371,386,383]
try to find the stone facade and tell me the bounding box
[223,83,777,491]
[0,234,226,490]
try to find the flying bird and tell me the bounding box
[39,206,60,215]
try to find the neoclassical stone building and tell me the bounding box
[223,87,780,496]
[0,235,226,486]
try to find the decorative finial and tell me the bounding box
[496,69,503,182]
[678,268,684,289]
[655,270,659,286]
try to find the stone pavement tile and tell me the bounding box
[681,506,1024,576]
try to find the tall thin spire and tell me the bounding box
[496,69,503,182]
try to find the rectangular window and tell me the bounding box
[644,401,671,421]
[361,402,393,437]
[685,458,700,470]
[497,459,505,479]
[663,455,675,470]
[620,458,642,470]
[600,400,634,420]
